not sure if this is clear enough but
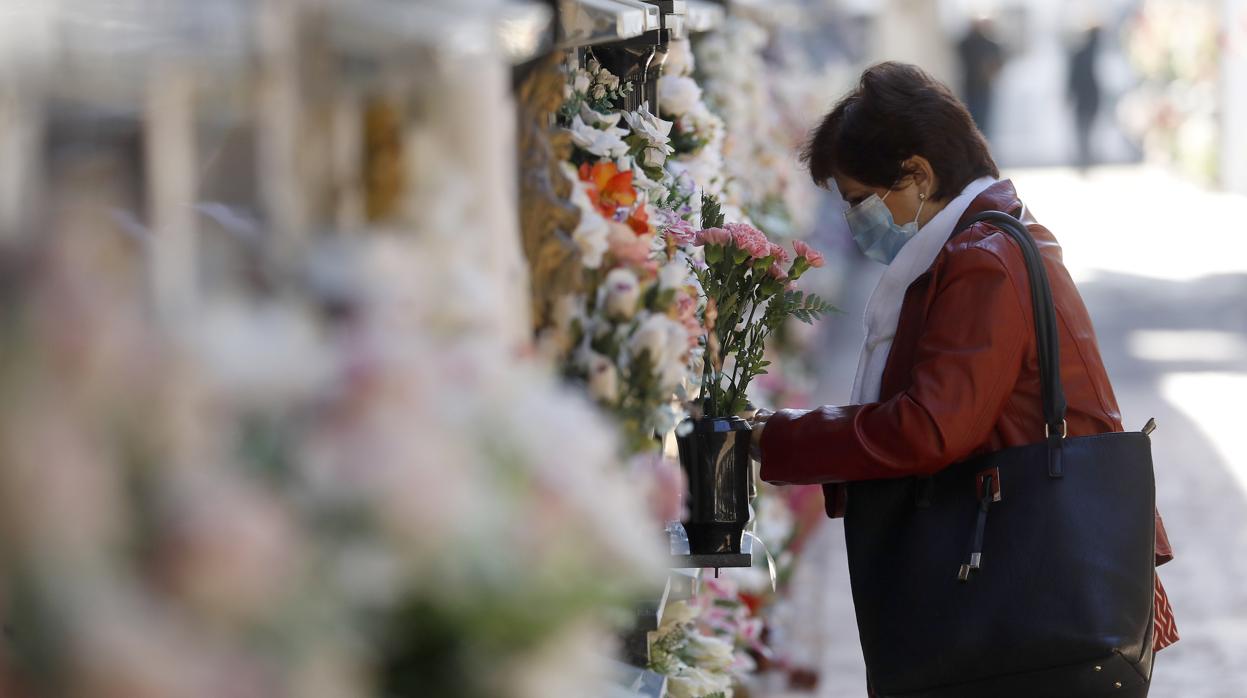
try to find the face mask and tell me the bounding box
[845,188,927,265]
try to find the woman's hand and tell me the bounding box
[750,409,773,462]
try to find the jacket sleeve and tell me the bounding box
[760,243,1030,485]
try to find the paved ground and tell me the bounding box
[796,166,1247,698]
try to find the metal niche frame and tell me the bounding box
[557,0,654,49]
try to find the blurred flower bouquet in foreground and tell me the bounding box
[0,229,667,698]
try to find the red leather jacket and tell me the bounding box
[760,181,1177,650]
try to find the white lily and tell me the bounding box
[630,165,669,204]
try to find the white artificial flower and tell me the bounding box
[568,115,630,159]
[629,314,691,392]
[579,103,623,129]
[630,165,669,204]
[686,102,725,142]
[587,57,602,75]
[670,150,724,198]
[622,105,675,149]
[658,261,689,291]
[629,313,668,363]
[642,145,668,169]
[664,39,695,77]
[573,70,592,94]
[684,632,736,674]
[586,351,619,403]
[591,83,607,101]
[598,71,621,91]
[657,74,703,118]
[572,211,610,269]
[604,268,641,320]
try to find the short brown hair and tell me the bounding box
[801,62,999,200]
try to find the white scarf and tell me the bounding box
[849,177,999,404]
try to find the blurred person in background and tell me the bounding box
[750,62,1176,697]
[1068,25,1104,172]
[956,17,1004,138]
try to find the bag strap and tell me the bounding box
[967,211,1068,477]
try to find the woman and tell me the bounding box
[751,63,1176,695]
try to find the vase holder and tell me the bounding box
[675,415,752,555]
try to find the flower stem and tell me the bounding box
[726,289,760,413]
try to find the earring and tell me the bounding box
[919,192,927,201]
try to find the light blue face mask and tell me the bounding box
[844,188,926,265]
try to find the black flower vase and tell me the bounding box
[675,416,752,554]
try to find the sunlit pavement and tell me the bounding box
[804,166,1247,697]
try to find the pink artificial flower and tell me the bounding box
[663,218,697,246]
[695,226,733,246]
[608,223,653,268]
[768,242,790,265]
[725,222,770,259]
[793,239,826,268]
[674,291,703,349]
[768,262,789,281]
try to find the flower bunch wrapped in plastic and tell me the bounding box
[648,600,738,698]
[692,578,770,671]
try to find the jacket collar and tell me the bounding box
[953,179,1024,234]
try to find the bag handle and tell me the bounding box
[967,211,1068,477]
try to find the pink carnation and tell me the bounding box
[769,242,790,265]
[725,222,770,259]
[768,262,789,281]
[695,226,732,246]
[793,240,826,268]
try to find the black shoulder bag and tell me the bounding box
[844,211,1157,697]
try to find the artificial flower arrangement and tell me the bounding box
[550,54,712,454]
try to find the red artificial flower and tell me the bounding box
[626,203,650,235]
[579,162,637,218]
